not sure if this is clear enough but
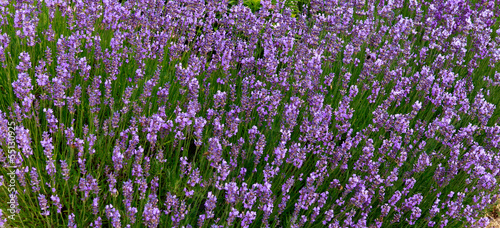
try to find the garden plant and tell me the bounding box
[0,0,500,227]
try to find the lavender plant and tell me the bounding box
[0,0,500,227]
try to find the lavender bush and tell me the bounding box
[0,0,500,227]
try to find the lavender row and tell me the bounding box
[0,0,500,227]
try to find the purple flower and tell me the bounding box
[207,137,223,164]
[41,131,54,158]
[92,197,99,215]
[112,145,124,172]
[50,76,66,107]
[142,201,160,228]
[164,192,178,216]
[241,211,256,228]
[30,167,40,192]
[472,90,495,125]
[122,180,133,208]
[478,173,496,191]
[413,152,432,173]
[205,191,217,219]
[67,85,82,114]
[44,108,59,133]
[224,182,239,204]
[403,178,417,196]
[16,125,33,157]
[389,191,402,206]
[51,195,62,214]
[136,177,148,200]
[68,213,76,228]
[0,33,10,66]
[213,90,227,109]
[15,52,31,72]
[91,217,102,228]
[60,160,70,181]
[12,67,35,112]
[0,209,6,227]
[381,204,391,217]
[105,204,121,228]
[107,173,118,196]
[126,207,138,224]
[46,159,56,177]
[243,189,257,210]
[88,75,102,113]
[38,194,49,216]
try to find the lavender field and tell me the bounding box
[1,0,500,227]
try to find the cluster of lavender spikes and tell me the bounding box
[1,0,500,227]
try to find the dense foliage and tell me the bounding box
[0,0,500,227]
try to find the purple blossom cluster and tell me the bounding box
[0,0,499,228]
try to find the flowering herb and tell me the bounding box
[0,0,499,227]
